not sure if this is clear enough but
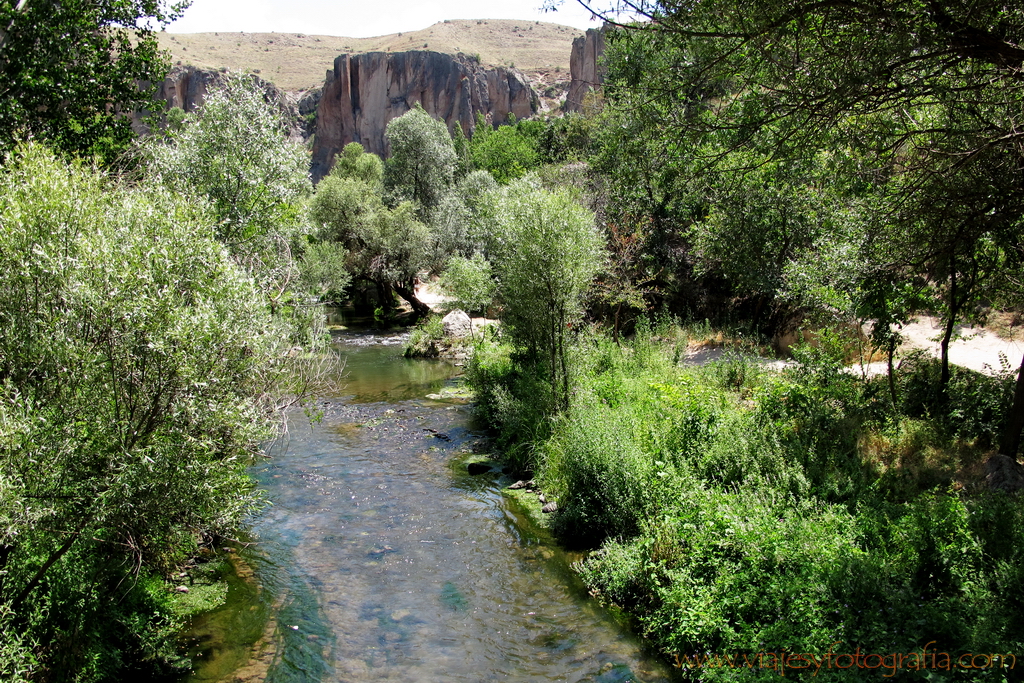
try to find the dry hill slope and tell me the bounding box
[159,19,584,92]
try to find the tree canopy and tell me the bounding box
[0,0,186,162]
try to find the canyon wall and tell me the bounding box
[565,27,606,112]
[132,65,307,139]
[310,50,538,181]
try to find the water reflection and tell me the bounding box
[183,331,675,683]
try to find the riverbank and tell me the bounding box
[467,322,1024,675]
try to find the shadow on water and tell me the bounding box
[181,318,678,683]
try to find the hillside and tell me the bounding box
[159,19,585,92]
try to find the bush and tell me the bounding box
[0,144,279,679]
[473,325,1024,672]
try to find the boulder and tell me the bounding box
[442,310,473,339]
[985,454,1024,493]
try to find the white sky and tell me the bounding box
[166,0,604,37]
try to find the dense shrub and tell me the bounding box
[0,144,281,680]
[475,327,1024,675]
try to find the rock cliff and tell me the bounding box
[310,51,538,181]
[565,28,606,112]
[133,65,308,139]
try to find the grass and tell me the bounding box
[160,19,581,91]
[468,322,1024,672]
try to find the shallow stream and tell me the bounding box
[180,326,675,683]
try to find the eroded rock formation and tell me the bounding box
[132,65,307,139]
[565,27,606,112]
[311,51,538,181]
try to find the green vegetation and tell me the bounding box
[0,75,334,680]
[469,324,1023,674]
[457,0,1024,674]
[438,253,495,317]
[5,0,1024,677]
[0,0,183,163]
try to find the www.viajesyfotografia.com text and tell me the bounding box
[673,642,1016,677]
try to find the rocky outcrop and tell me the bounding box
[132,65,308,140]
[311,51,539,181]
[565,27,606,112]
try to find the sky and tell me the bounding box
[166,0,605,37]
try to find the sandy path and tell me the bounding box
[897,316,1024,375]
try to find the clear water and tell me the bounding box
[181,327,675,683]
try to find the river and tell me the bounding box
[179,325,676,683]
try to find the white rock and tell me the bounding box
[442,310,473,339]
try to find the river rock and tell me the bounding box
[175,585,189,593]
[509,480,528,489]
[442,310,473,339]
[542,501,558,514]
[467,462,491,475]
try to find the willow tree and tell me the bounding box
[311,145,433,317]
[383,104,458,218]
[488,181,605,410]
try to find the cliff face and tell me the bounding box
[311,51,538,181]
[565,28,606,112]
[132,65,307,139]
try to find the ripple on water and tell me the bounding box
[183,336,676,683]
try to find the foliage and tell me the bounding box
[486,180,605,409]
[475,320,1023,670]
[329,142,384,189]
[470,120,542,183]
[384,105,457,218]
[438,253,496,316]
[539,112,597,164]
[405,314,446,358]
[581,0,1024,439]
[310,160,433,316]
[298,240,352,301]
[0,144,279,679]
[143,74,312,253]
[0,0,184,163]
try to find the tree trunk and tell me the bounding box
[613,303,621,346]
[392,280,430,319]
[998,352,1024,458]
[887,336,898,409]
[376,280,394,313]
[939,265,958,392]
[12,518,88,614]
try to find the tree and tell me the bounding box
[143,75,313,312]
[575,0,1024,449]
[439,253,496,317]
[330,141,384,189]
[144,74,311,250]
[311,161,433,317]
[0,144,278,678]
[470,121,542,183]
[0,0,186,163]
[488,180,606,409]
[383,105,458,218]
